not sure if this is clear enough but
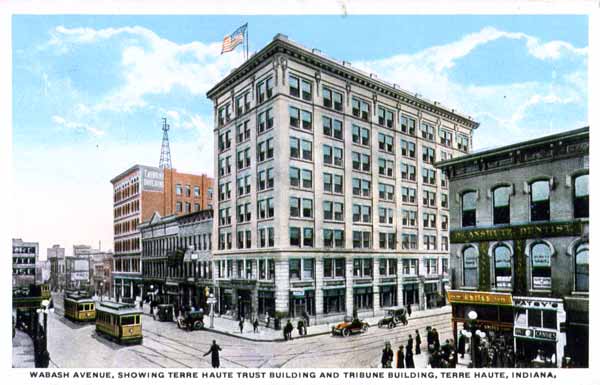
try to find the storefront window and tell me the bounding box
[463,246,478,287]
[531,243,551,290]
[379,285,397,307]
[494,244,512,289]
[353,287,373,310]
[323,289,345,314]
[575,243,589,292]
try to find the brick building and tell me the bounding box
[111,165,213,300]
[438,127,589,367]
[206,34,478,324]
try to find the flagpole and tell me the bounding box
[245,24,249,61]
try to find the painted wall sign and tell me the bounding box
[141,167,164,192]
[450,221,584,243]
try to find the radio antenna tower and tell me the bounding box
[159,117,172,169]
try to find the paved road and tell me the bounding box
[48,294,453,368]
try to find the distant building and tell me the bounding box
[139,209,213,311]
[48,244,66,291]
[35,260,50,284]
[110,165,213,301]
[12,238,38,288]
[438,127,589,367]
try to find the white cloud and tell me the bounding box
[51,114,106,137]
[354,26,587,149]
[48,25,245,112]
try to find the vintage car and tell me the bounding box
[377,306,407,328]
[176,310,204,331]
[331,316,369,337]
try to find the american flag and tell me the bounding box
[221,24,247,54]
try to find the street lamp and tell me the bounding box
[36,299,51,368]
[99,281,104,302]
[207,293,217,329]
[467,310,478,368]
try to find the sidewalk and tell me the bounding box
[140,302,451,342]
[12,329,35,368]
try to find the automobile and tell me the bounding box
[377,306,407,328]
[177,310,204,331]
[156,304,174,322]
[331,316,369,337]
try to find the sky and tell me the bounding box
[11,15,588,258]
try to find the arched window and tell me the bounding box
[493,186,511,225]
[531,243,551,290]
[574,174,589,219]
[461,191,477,227]
[575,243,589,292]
[530,180,550,221]
[463,246,478,287]
[494,245,512,289]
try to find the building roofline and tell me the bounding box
[110,164,150,184]
[206,34,479,129]
[436,126,589,169]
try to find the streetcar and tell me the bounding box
[95,302,142,344]
[63,293,96,322]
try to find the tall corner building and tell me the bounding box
[110,165,214,299]
[206,34,478,324]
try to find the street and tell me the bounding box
[47,294,453,368]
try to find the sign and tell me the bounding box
[496,276,512,289]
[514,327,557,341]
[292,290,305,298]
[450,221,584,243]
[141,167,164,192]
[532,254,551,267]
[513,297,562,309]
[533,277,551,289]
[74,260,89,271]
[446,290,512,306]
[71,271,89,281]
[535,329,557,340]
[464,255,478,268]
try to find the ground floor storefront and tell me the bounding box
[112,275,142,301]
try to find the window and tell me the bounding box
[493,186,511,225]
[302,169,313,188]
[289,258,300,278]
[441,193,448,209]
[323,145,343,167]
[235,92,251,116]
[401,163,416,181]
[378,158,394,177]
[457,134,469,152]
[530,180,550,221]
[323,86,344,112]
[462,191,477,227]
[531,243,551,290]
[302,199,313,218]
[575,243,589,292]
[258,108,274,133]
[323,116,344,140]
[176,184,182,195]
[289,75,312,101]
[401,187,416,203]
[401,140,415,158]
[401,234,417,250]
[352,125,370,146]
[422,146,435,164]
[176,201,182,212]
[323,229,345,248]
[401,116,416,135]
[289,227,301,247]
[352,97,370,121]
[301,139,312,161]
[289,75,300,97]
[194,186,200,197]
[323,258,345,278]
[441,215,448,230]
[324,201,344,221]
[290,137,300,158]
[422,168,436,185]
[441,236,449,251]
[289,167,300,187]
[256,77,273,103]
[378,183,394,201]
[378,133,394,152]
[574,174,589,218]
[377,106,394,128]
[352,204,371,223]
[463,246,478,287]
[379,232,396,250]
[290,197,300,217]
[421,122,434,140]
[379,207,394,225]
[352,152,370,172]
[423,190,436,207]
[494,245,512,289]
[257,138,274,162]
[439,129,453,147]
[353,258,373,277]
[402,210,417,227]
[324,173,343,194]
[402,259,419,275]
[236,121,251,142]
[185,185,191,197]
[424,234,436,250]
[303,228,314,247]
[423,212,436,228]
[257,198,274,219]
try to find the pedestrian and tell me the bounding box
[239,318,244,334]
[203,340,222,368]
[433,328,440,351]
[297,319,304,336]
[407,303,412,317]
[458,333,466,358]
[381,342,394,368]
[253,318,259,333]
[405,345,415,368]
[302,309,310,327]
[265,312,271,328]
[407,334,413,352]
[415,330,421,355]
[426,326,434,352]
[285,320,293,340]
[396,345,405,368]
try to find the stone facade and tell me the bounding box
[438,127,589,367]
[206,34,478,324]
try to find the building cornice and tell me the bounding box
[206,34,479,129]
